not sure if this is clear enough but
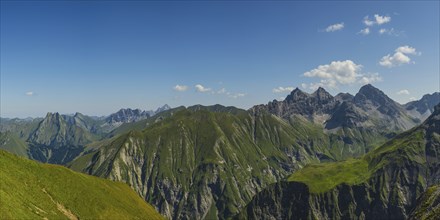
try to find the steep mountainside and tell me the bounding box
[103,104,172,131]
[0,117,41,140]
[255,84,426,159]
[237,104,440,219]
[105,108,150,124]
[70,106,333,219]
[409,185,440,220]
[0,150,163,220]
[405,92,440,121]
[26,112,102,164]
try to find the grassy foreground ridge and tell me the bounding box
[0,150,163,220]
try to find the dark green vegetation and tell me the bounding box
[70,107,332,219]
[0,150,163,220]
[409,185,440,220]
[287,158,370,193]
[237,104,440,219]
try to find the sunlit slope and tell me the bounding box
[0,150,163,220]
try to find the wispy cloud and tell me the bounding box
[25,91,35,96]
[396,89,410,95]
[217,88,227,94]
[303,60,381,90]
[358,27,370,35]
[379,45,420,68]
[378,28,402,36]
[374,14,391,25]
[325,22,344,32]
[363,14,391,26]
[173,84,188,92]
[229,93,245,99]
[272,86,294,93]
[195,84,212,93]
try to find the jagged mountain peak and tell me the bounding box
[312,87,333,102]
[356,84,388,100]
[354,84,402,116]
[45,112,61,118]
[335,92,354,102]
[106,108,150,124]
[405,92,440,115]
[285,87,309,102]
[155,104,171,114]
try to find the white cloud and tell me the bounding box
[25,91,34,96]
[396,45,419,55]
[363,16,375,26]
[357,73,382,85]
[195,84,212,93]
[374,14,391,25]
[303,60,381,90]
[378,28,402,36]
[379,45,420,68]
[363,14,391,26]
[304,60,362,84]
[272,86,294,93]
[229,93,245,99]
[325,23,344,32]
[409,97,417,101]
[396,89,410,95]
[359,27,370,35]
[301,83,308,89]
[217,88,227,94]
[173,85,188,92]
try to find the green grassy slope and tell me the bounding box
[287,127,427,193]
[0,131,29,157]
[0,150,163,220]
[287,158,371,193]
[70,107,333,219]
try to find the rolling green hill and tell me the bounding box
[0,150,163,220]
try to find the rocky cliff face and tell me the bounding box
[236,105,440,220]
[70,107,333,219]
[105,108,150,124]
[405,92,440,121]
[409,185,440,220]
[27,112,101,164]
[259,87,338,122]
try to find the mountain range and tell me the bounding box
[1,84,439,220]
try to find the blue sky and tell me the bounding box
[1,1,439,118]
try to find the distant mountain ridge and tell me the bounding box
[252,84,436,158]
[0,104,172,164]
[405,92,440,121]
[255,84,421,131]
